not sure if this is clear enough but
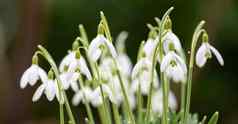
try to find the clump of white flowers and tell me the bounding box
[20,7,223,124]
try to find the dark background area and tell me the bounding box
[0,0,237,123]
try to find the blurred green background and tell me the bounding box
[0,0,237,123]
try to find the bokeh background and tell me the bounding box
[0,0,237,123]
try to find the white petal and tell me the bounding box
[168,91,177,110]
[196,43,208,67]
[105,40,118,58]
[90,88,103,107]
[70,81,79,92]
[88,35,104,62]
[68,58,78,73]
[37,66,48,84]
[45,80,56,101]
[209,44,224,66]
[20,67,31,89]
[173,52,187,73]
[72,91,83,106]
[59,73,71,90]
[28,65,40,86]
[160,52,173,72]
[32,84,45,102]
[79,57,92,80]
[143,39,155,58]
[131,58,151,79]
[115,31,128,53]
[59,52,75,72]
[117,54,132,76]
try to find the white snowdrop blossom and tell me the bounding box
[161,51,187,83]
[131,58,159,95]
[59,72,80,92]
[90,84,115,107]
[88,34,117,62]
[196,42,224,68]
[20,64,48,89]
[32,79,60,102]
[59,51,75,72]
[162,31,185,58]
[115,31,128,53]
[72,86,93,106]
[68,54,92,80]
[143,38,156,59]
[116,54,133,77]
[152,90,177,115]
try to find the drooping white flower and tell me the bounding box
[162,31,185,59]
[117,53,133,77]
[68,53,92,80]
[59,72,80,92]
[20,64,47,89]
[32,79,59,102]
[131,58,159,95]
[115,31,128,53]
[59,51,75,73]
[161,51,187,83]
[152,90,177,115]
[143,38,156,59]
[90,84,114,107]
[88,34,117,62]
[196,42,224,68]
[72,86,93,106]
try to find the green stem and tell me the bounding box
[99,11,135,124]
[115,68,135,124]
[112,103,121,124]
[78,75,95,124]
[161,75,169,124]
[180,83,186,123]
[78,26,110,124]
[100,85,112,124]
[63,92,76,124]
[136,84,143,124]
[145,7,174,122]
[183,21,205,124]
[60,104,64,124]
[37,45,76,124]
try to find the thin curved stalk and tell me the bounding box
[37,45,76,124]
[183,21,205,124]
[100,12,135,124]
[145,7,174,123]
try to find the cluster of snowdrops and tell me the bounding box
[20,7,223,124]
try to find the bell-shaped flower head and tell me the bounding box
[88,34,117,62]
[161,50,187,83]
[20,55,48,89]
[195,33,224,68]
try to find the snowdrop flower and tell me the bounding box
[162,31,185,58]
[32,78,60,102]
[68,51,92,80]
[59,51,75,73]
[20,64,48,89]
[90,84,115,107]
[196,42,224,68]
[131,58,159,95]
[72,86,93,106]
[161,50,187,83]
[117,54,132,77]
[88,34,117,62]
[143,38,156,59]
[59,72,80,92]
[115,31,128,53]
[152,90,177,115]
